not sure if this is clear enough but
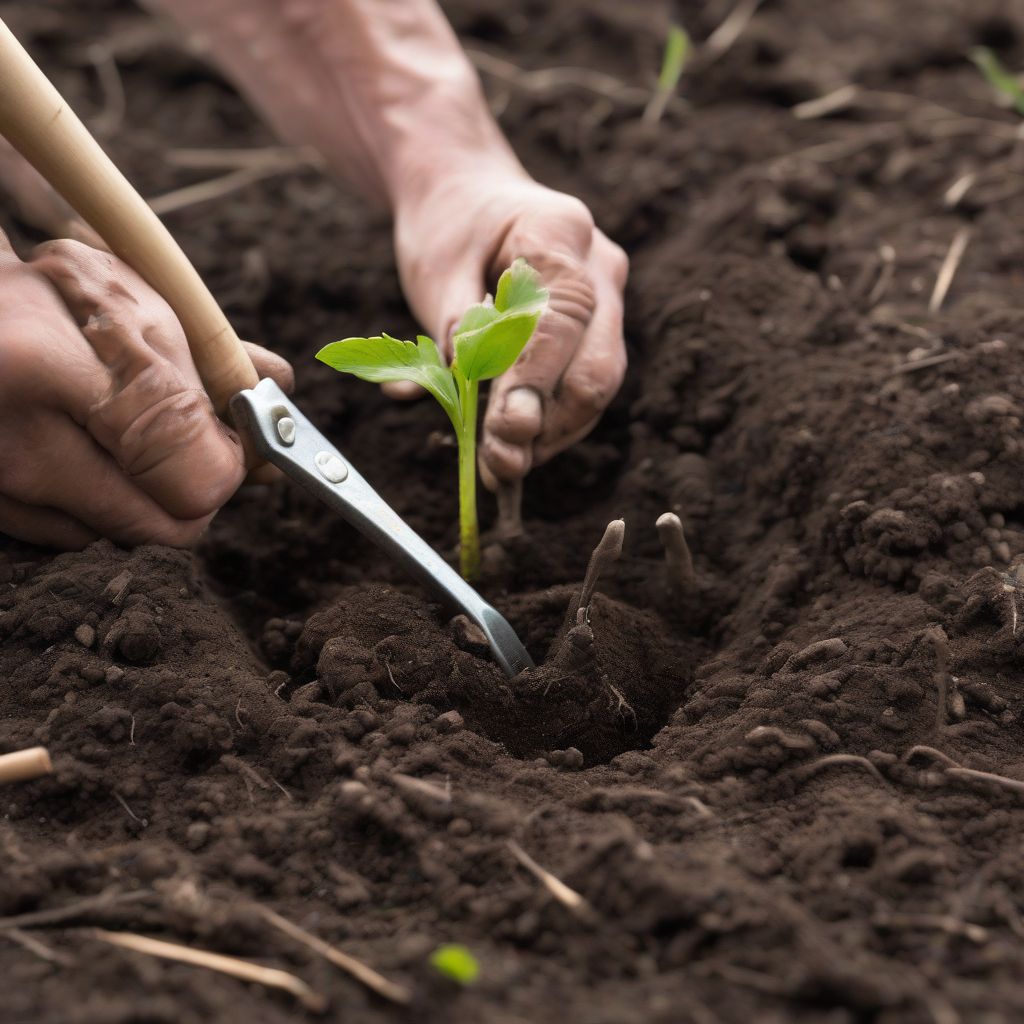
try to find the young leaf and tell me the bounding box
[316,333,461,426]
[452,259,549,382]
[429,944,480,985]
[970,47,1024,117]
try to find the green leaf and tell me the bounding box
[970,47,1024,117]
[316,333,461,427]
[494,257,549,316]
[453,259,549,382]
[429,944,480,985]
[658,23,690,95]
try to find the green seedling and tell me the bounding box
[970,46,1024,117]
[643,13,691,124]
[317,258,548,582]
[429,943,480,985]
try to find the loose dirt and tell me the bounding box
[4,0,1024,1021]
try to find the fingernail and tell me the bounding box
[504,387,543,428]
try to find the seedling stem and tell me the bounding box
[317,259,548,582]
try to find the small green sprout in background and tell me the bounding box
[643,3,691,125]
[429,943,480,985]
[970,46,1024,117]
[317,258,548,582]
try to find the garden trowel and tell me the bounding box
[0,17,533,676]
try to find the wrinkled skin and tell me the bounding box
[0,232,292,548]
[392,171,629,486]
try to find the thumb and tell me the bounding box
[242,340,295,393]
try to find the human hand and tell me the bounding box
[393,172,628,488]
[0,233,292,549]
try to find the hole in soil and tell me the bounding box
[289,583,698,768]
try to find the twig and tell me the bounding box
[904,744,959,768]
[701,0,765,64]
[149,166,295,217]
[112,792,147,827]
[6,927,76,967]
[681,795,714,818]
[929,227,971,314]
[0,889,151,930]
[507,840,590,915]
[904,745,1024,798]
[944,171,977,210]
[466,48,649,105]
[872,912,988,943]
[254,906,411,1005]
[0,747,53,786]
[891,351,960,375]
[90,928,327,1013]
[579,519,626,614]
[794,754,885,783]
[947,766,1024,797]
[222,756,293,802]
[656,512,696,594]
[926,627,951,732]
[792,84,861,121]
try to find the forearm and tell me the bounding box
[146,0,524,207]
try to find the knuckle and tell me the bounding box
[560,368,617,418]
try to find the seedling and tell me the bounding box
[429,943,480,985]
[970,47,1024,117]
[317,259,548,581]
[643,7,691,124]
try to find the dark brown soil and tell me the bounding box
[5,0,1024,1020]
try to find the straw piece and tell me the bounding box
[91,928,327,1013]
[507,840,590,914]
[0,747,53,786]
[255,906,412,1005]
[929,227,971,314]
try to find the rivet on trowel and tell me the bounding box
[314,450,348,483]
[276,416,296,445]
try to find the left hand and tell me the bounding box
[392,171,628,488]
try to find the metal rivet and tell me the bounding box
[314,451,348,483]
[276,416,296,445]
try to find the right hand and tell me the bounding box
[0,232,292,549]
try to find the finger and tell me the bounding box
[7,415,215,548]
[0,493,97,550]
[76,313,246,521]
[533,279,626,466]
[243,341,295,394]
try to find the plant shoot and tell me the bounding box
[317,258,548,581]
[644,11,691,124]
[970,47,1024,117]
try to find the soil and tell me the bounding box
[4,0,1024,1020]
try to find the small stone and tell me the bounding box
[993,542,1012,564]
[448,818,473,837]
[103,571,133,606]
[104,666,125,685]
[434,710,464,734]
[74,624,95,648]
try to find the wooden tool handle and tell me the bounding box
[0,17,258,414]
